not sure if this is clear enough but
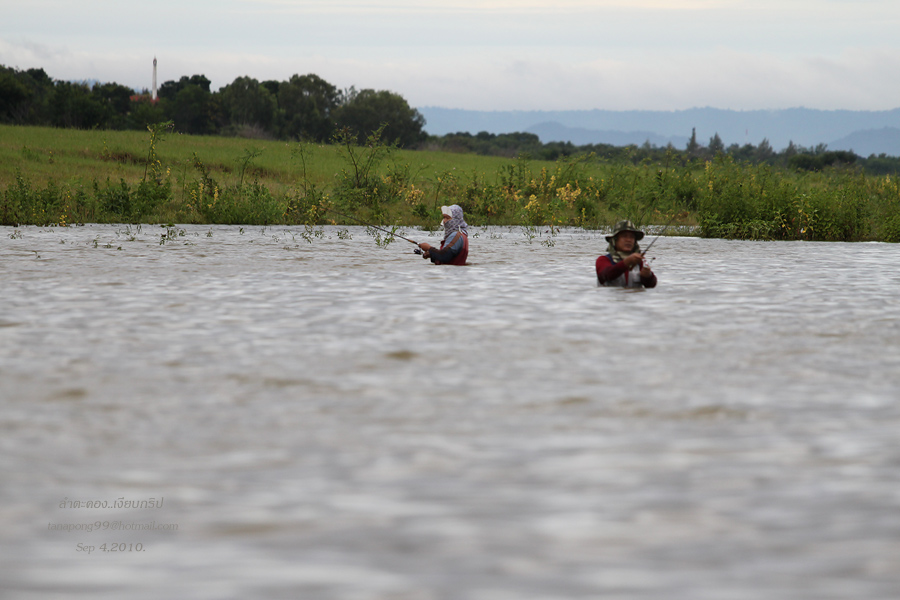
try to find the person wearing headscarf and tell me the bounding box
[418,204,469,265]
[596,220,657,288]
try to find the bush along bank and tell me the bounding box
[3,125,900,242]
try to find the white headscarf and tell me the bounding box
[443,204,469,242]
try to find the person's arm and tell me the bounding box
[640,268,657,288]
[427,232,463,264]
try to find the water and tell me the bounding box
[2,224,899,599]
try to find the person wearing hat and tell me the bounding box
[596,220,657,288]
[418,204,469,265]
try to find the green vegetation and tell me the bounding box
[2,123,899,242]
[0,65,427,147]
[7,63,900,173]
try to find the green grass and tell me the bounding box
[1,124,527,196]
[3,125,316,192]
[2,124,899,241]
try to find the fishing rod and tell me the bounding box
[324,208,419,245]
[641,213,678,256]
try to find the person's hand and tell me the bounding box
[639,265,653,278]
[418,242,432,251]
[623,252,644,268]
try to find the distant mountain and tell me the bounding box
[419,107,900,156]
[827,127,900,157]
[526,122,689,149]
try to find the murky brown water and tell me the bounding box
[2,224,899,599]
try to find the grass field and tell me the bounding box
[0,124,522,196]
[2,124,899,241]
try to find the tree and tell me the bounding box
[0,66,53,124]
[128,98,166,130]
[155,74,219,134]
[788,150,857,172]
[708,132,725,155]
[755,138,775,163]
[728,143,756,162]
[50,81,106,129]
[333,89,426,148]
[783,140,799,159]
[686,127,701,156]
[261,80,280,97]
[91,82,135,129]
[158,74,211,100]
[0,67,32,123]
[277,73,341,142]
[165,83,218,135]
[219,76,277,137]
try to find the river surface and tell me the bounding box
[1,223,899,600]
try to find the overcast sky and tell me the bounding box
[2,0,899,112]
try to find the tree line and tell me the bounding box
[0,65,426,147]
[424,128,900,175]
[4,63,900,174]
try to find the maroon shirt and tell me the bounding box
[596,254,657,288]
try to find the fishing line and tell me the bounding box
[324,208,419,245]
[641,213,678,256]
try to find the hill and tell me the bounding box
[828,127,900,157]
[420,107,900,156]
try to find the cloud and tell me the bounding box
[244,0,815,12]
[3,0,899,111]
[242,0,897,16]
[4,35,899,112]
[386,46,900,111]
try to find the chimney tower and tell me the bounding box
[151,57,158,101]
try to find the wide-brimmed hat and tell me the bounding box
[605,219,644,243]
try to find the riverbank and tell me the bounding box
[2,124,898,241]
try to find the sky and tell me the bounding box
[2,0,900,113]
